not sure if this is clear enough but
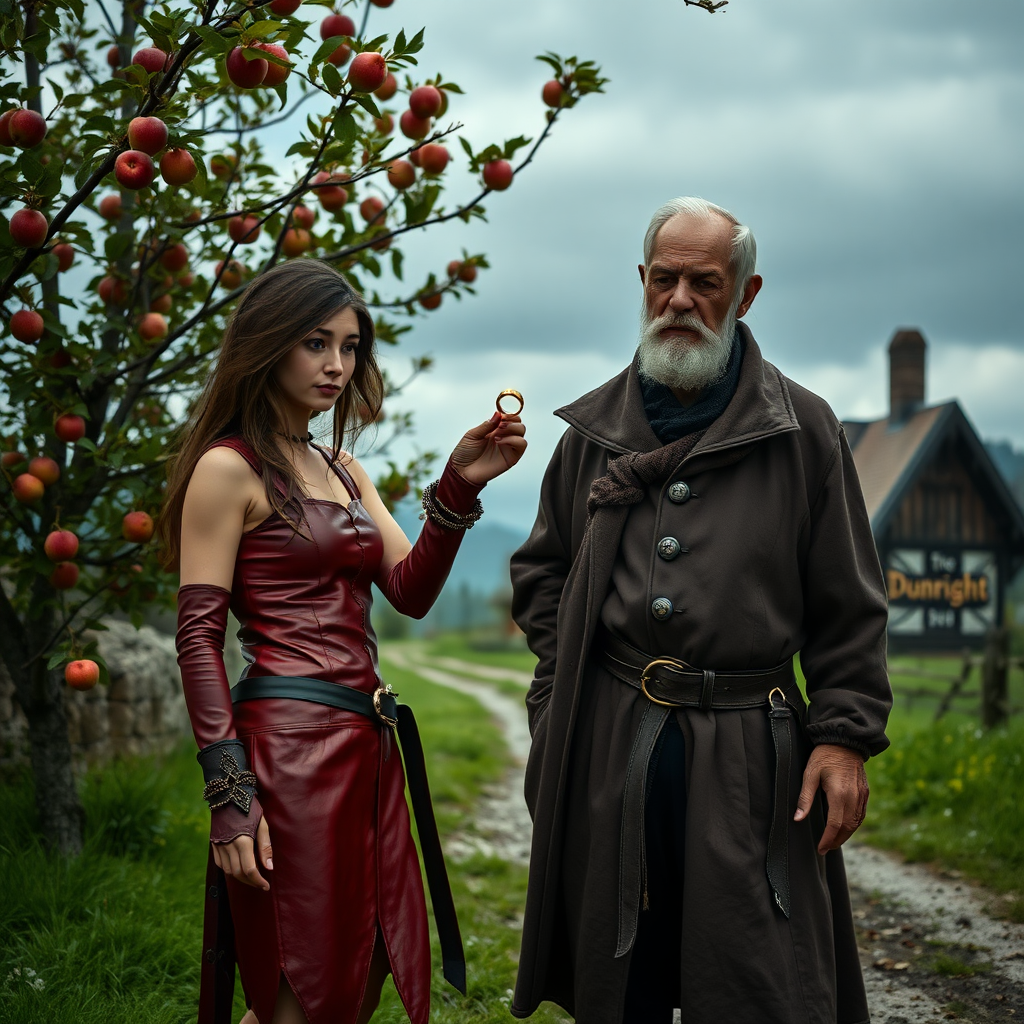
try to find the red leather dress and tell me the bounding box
[180,437,477,1024]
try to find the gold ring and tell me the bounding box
[496,389,524,415]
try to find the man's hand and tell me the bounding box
[794,743,869,856]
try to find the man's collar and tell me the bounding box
[555,322,799,456]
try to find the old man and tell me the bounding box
[510,197,892,1024]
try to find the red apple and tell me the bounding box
[418,143,449,176]
[226,47,268,89]
[132,46,169,75]
[409,146,422,167]
[482,159,513,191]
[10,309,44,343]
[269,0,302,12]
[320,13,356,39]
[127,115,167,155]
[178,271,195,288]
[149,293,172,314]
[13,473,45,502]
[65,659,99,689]
[55,414,86,442]
[215,260,245,288]
[50,563,80,590]
[457,262,477,283]
[387,160,415,189]
[8,108,47,148]
[312,171,348,211]
[408,85,442,119]
[52,242,75,271]
[210,153,236,179]
[98,194,122,221]
[542,79,565,108]
[399,109,430,140]
[44,529,79,562]
[1,451,25,469]
[292,204,315,229]
[447,260,462,279]
[29,456,61,485]
[370,230,391,252]
[10,207,49,248]
[374,73,398,101]
[160,242,189,273]
[49,348,72,370]
[137,312,168,341]
[257,43,292,87]
[160,147,198,186]
[374,112,393,135]
[370,0,394,6]
[359,196,385,225]
[0,109,13,145]
[282,228,312,257]
[107,44,121,69]
[115,149,155,190]
[348,52,387,93]
[419,292,442,311]
[327,42,351,67]
[98,275,128,306]
[122,510,155,543]
[228,214,262,243]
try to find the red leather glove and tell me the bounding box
[377,461,484,619]
[176,583,262,843]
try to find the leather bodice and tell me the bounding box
[212,437,384,693]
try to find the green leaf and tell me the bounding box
[247,21,281,39]
[352,91,381,119]
[391,248,404,280]
[322,61,342,95]
[105,234,132,260]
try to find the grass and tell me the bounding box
[0,659,568,1024]
[425,632,537,675]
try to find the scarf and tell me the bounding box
[640,327,744,443]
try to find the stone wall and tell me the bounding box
[0,618,190,773]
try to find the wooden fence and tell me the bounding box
[891,627,1024,726]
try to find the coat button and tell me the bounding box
[651,597,674,620]
[667,481,691,503]
[657,536,682,561]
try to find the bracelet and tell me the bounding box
[197,739,257,814]
[419,479,484,531]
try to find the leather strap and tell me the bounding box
[198,855,236,1024]
[599,626,795,708]
[230,676,466,994]
[602,630,799,957]
[767,693,793,918]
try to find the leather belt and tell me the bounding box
[198,675,466,1024]
[597,629,798,960]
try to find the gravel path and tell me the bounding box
[384,647,1024,1022]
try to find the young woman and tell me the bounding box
[159,259,526,1024]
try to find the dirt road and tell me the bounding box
[383,646,1024,1023]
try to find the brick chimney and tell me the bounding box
[888,328,926,423]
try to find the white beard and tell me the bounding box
[636,303,738,392]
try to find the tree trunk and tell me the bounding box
[25,657,84,855]
[1,588,85,854]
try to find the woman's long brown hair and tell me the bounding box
[159,260,383,570]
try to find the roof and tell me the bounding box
[844,404,951,526]
[843,402,1024,565]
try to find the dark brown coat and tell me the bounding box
[510,327,891,1024]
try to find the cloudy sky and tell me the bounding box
[333,0,1023,530]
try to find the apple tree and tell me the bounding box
[0,0,607,854]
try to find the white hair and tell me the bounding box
[642,197,756,301]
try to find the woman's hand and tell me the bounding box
[449,411,527,485]
[212,815,273,890]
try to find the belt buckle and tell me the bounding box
[639,658,689,707]
[372,683,399,727]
